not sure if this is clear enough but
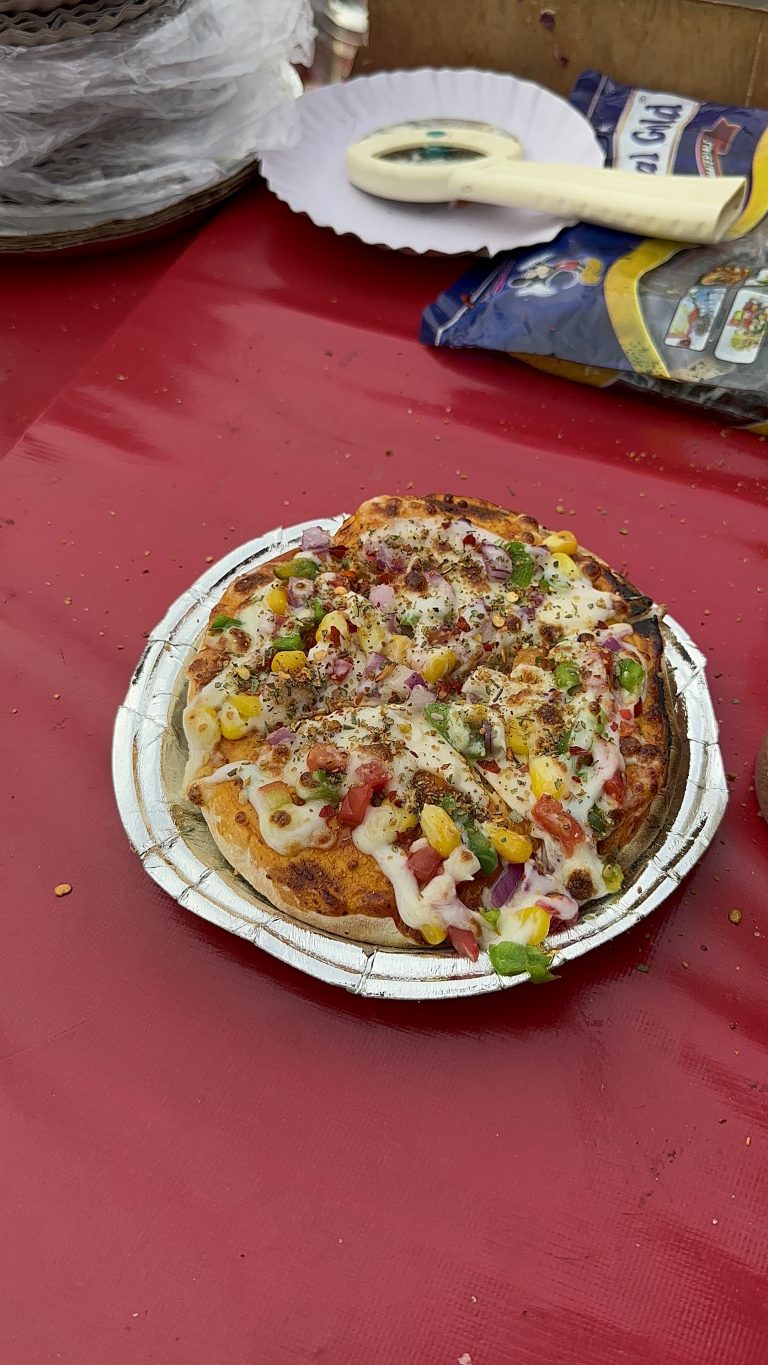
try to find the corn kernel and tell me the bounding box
[379,799,419,834]
[422,923,447,946]
[422,647,457,684]
[385,634,411,664]
[271,650,308,674]
[544,530,578,555]
[551,551,579,580]
[518,906,551,945]
[529,753,568,799]
[505,717,529,757]
[231,693,261,718]
[420,804,461,857]
[358,621,387,654]
[193,705,220,745]
[265,585,288,613]
[258,780,292,812]
[220,701,247,740]
[483,825,533,863]
[315,610,349,643]
[603,863,624,894]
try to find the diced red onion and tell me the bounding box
[267,726,296,746]
[483,721,493,755]
[427,571,452,595]
[404,672,427,690]
[407,685,432,712]
[287,577,315,607]
[479,541,513,582]
[369,583,395,609]
[375,545,404,572]
[364,652,387,677]
[602,636,621,652]
[489,862,523,908]
[331,657,353,681]
[535,893,579,923]
[528,590,545,608]
[300,527,330,553]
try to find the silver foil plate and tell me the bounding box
[112,517,728,1000]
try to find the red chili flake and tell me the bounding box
[441,519,452,529]
[463,533,476,547]
[634,699,643,716]
[329,544,347,560]
[456,616,471,633]
[329,626,341,647]
[479,759,500,774]
[347,621,358,634]
[620,708,632,720]
[319,804,335,819]
[483,642,494,652]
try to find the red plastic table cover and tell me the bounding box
[2,189,767,1365]
[0,232,193,459]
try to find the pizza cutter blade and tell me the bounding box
[345,119,748,245]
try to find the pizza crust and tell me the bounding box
[198,783,414,948]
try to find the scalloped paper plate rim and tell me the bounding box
[260,67,605,256]
[113,518,728,1000]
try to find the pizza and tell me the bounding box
[182,495,671,965]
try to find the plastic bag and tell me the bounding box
[421,71,768,433]
[0,0,314,234]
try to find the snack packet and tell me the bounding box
[420,71,768,432]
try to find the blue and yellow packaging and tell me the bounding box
[421,71,768,432]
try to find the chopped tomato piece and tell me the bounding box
[532,795,586,858]
[355,760,390,792]
[319,804,335,820]
[306,743,348,772]
[478,759,500,774]
[462,533,476,547]
[619,708,633,720]
[338,784,373,827]
[603,772,626,805]
[455,616,471,633]
[448,926,480,961]
[406,844,443,886]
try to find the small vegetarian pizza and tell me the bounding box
[183,495,671,967]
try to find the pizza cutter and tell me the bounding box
[345,119,748,244]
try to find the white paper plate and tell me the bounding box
[260,67,604,255]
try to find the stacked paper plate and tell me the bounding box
[0,0,312,247]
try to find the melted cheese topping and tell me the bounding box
[186,504,655,951]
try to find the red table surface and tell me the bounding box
[2,189,767,1365]
[0,232,193,459]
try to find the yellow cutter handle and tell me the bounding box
[447,161,748,244]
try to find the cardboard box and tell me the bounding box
[361,0,768,108]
